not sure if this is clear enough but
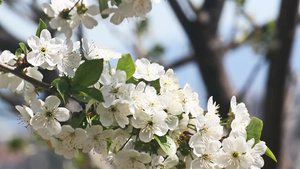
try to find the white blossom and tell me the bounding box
[100,70,134,107]
[9,66,43,94]
[113,150,151,169]
[16,105,34,124]
[151,155,179,169]
[159,69,180,93]
[229,96,251,138]
[43,0,74,38]
[50,136,79,159]
[0,50,16,65]
[216,136,254,169]
[27,29,64,68]
[55,125,87,150]
[103,0,152,25]
[132,111,168,143]
[133,58,165,81]
[247,139,267,169]
[57,39,81,77]
[190,140,221,169]
[179,84,203,117]
[70,0,100,29]
[30,95,70,135]
[96,102,133,128]
[83,125,113,154]
[82,38,122,61]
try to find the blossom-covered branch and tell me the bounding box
[0,0,278,168]
[0,62,54,91]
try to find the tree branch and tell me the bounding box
[168,0,193,35]
[0,63,55,92]
[164,55,195,70]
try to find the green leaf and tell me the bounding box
[265,146,277,162]
[154,135,177,156]
[57,80,69,105]
[72,59,104,88]
[0,0,2,5]
[246,117,263,145]
[80,87,104,102]
[19,42,29,54]
[67,112,88,129]
[98,0,109,19]
[117,54,135,80]
[36,19,47,37]
[51,78,70,105]
[126,76,140,85]
[71,90,91,103]
[15,48,22,58]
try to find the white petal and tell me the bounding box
[87,5,100,15]
[55,107,70,122]
[139,128,153,142]
[40,29,52,41]
[100,109,114,127]
[45,95,61,109]
[27,52,45,66]
[82,15,98,29]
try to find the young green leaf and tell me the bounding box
[154,135,177,156]
[36,19,47,37]
[246,117,263,145]
[15,48,22,58]
[265,146,277,162]
[19,42,29,54]
[72,59,104,88]
[98,0,109,19]
[117,53,135,80]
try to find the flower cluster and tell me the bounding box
[43,0,155,37]
[0,0,276,167]
[0,26,272,168]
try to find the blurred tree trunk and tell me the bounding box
[263,0,299,169]
[169,0,233,119]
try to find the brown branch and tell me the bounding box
[168,0,193,35]
[164,55,195,70]
[262,0,300,168]
[0,63,55,92]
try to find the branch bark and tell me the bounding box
[0,63,55,92]
[262,0,300,168]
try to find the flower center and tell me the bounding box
[232,152,240,158]
[46,111,53,118]
[203,154,210,160]
[41,47,47,53]
[111,106,117,112]
[59,8,71,19]
[76,3,87,15]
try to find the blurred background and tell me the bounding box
[0,0,299,169]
